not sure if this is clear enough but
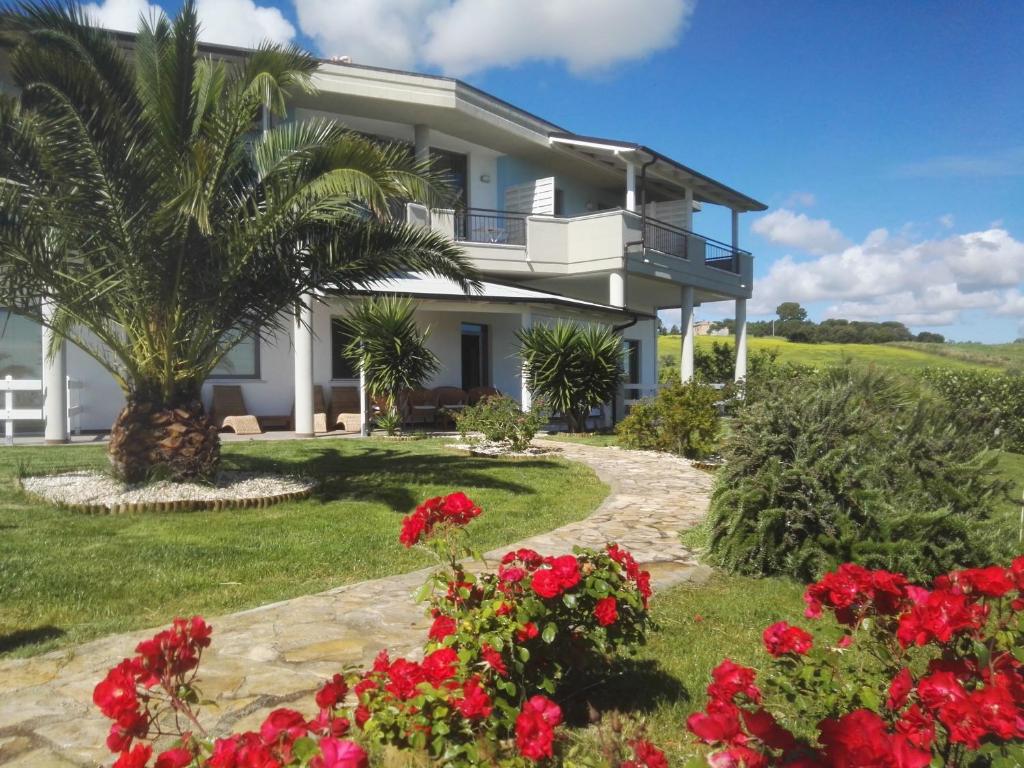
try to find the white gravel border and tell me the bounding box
[448,440,557,458]
[20,471,317,513]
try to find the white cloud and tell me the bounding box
[751,208,850,256]
[84,0,294,46]
[751,225,1024,327]
[782,191,816,208]
[938,213,954,229]
[294,0,695,75]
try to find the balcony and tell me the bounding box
[416,205,752,297]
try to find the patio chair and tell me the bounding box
[405,388,438,427]
[434,386,468,429]
[329,385,362,432]
[467,386,501,405]
[210,385,262,435]
[289,385,329,433]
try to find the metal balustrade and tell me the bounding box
[452,208,528,246]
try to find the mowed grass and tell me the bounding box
[658,334,1000,372]
[890,341,1024,371]
[0,438,607,658]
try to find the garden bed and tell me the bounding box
[448,439,558,458]
[19,470,316,513]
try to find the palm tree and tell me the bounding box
[0,2,478,481]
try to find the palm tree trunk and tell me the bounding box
[108,394,220,483]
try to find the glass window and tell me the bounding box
[622,339,640,385]
[211,333,259,378]
[331,318,358,380]
[0,310,43,434]
[461,323,489,390]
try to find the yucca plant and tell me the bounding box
[0,2,477,481]
[340,295,440,433]
[517,321,623,432]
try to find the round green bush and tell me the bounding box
[706,365,1007,582]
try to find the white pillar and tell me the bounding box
[731,209,740,251]
[414,124,430,165]
[683,187,694,231]
[735,298,748,382]
[680,286,695,383]
[293,295,315,437]
[359,363,368,436]
[520,310,532,411]
[41,300,68,444]
[625,160,637,213]
[609,271,626,308]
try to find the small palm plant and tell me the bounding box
[0,3,477,481]
[517,322,624,433]
[341,296,440,435]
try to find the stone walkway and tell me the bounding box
[0,442,713,767]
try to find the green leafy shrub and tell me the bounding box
[517,322,623,433]
[454,395,547,451]
[615,381,720,458]
[707,365,1006,582]
[919,367,1024,452]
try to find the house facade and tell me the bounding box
[0,43,765,441]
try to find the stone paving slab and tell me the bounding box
[0,441,713,766]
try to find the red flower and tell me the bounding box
[636,570,653,607]
[94,660,139,719]
[456,676,493,719]
[742,708,796,751]
[481,643,508,677]
[384,658,426,700]
[502,548,544,568]
[440,491,482,525]
[399,508,428,548]
[515,695,562,761]
[113,744,152,768]
[896,705,935,750]
[628,739,669,768]
[896,589,987,647]
[819,709,931,768]
[594,596,619,626]
[761,621,813,657]
[887,668,913,710]
[316,674,349,711]
[951,566,1015,597]
[499,565,526,584]
[421,647,459,687]
[260,708,308,745]
[308,709,351,738]
[546,555,581,589]
[154,748,192,768]
[687,699,744,745]
[106,709,149,753]
[516,621,539,642]
[428,614,457,641]
[916,669,967,711]
[398,493,482,546]
[706,659,761,704]
[310,738,368,768]
[531,569,563,599]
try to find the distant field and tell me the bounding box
[657,335,1005,372]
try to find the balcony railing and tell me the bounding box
[453,208,528,246]
[642,216,746,274]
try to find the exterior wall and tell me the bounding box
[496,156,615,216]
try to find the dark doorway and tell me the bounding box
[461,323,489,390]
[431,148,469,209]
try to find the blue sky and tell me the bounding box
[89,0,1024,341]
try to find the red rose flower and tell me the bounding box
[761,621,813,657]
[113,744,152,768]
[310,738,368,768]
[440,491,482,525]
[94,660,139,719]
[687,699,744,745]
[594,596,619,626]
[421,647,459,687]
[896,704,935,750]
[384,658,426,700]
[515,695,562,761]
[516,621,539,642]
[531,569,563,599]
[819,709,930,768]
[399,508,428,548]
[547,555,581,589]
[706,659,761,704]
[456,676,493,719]
[742,708,796,751]
[886,668,913,710]
[481,643,508,677]
[106,709,149,753]
[428,614,457,641]
[260,708,309,745]
[952,566,1015,597]
[316,674,349,711]
[154,747,192,768]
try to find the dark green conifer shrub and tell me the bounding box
[706,366,1006,582]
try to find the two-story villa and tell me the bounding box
[1,40,765,441]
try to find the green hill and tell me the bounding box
[657,335,1011,372]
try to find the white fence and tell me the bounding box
[1,375,82,444]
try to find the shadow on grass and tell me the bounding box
[223,444,562,512]
[559,658,691,725]
[0,625,66,654]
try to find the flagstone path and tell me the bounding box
[0,441,714,767]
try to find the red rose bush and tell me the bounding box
[686,558,1024,766]
[94,492,654,767]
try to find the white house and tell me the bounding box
[0,40,765,442]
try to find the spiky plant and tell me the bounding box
[0,2,477,481]
[517,321,623,432]
[340,295,440,431]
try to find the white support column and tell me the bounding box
[735,298,748,382]
[414,124,430,165]
[359,364,369,436]
[41,300,68,444]
[520,310,532,411]
[731,209,740,251]
[625,160,637,213]
[293,295,315,437]
[609,270,626,308]
[680,286,695,383]
[683,187,694,231]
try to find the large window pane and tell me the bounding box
[331,319,358,380]
[211,333,259,378]
[0,310,43,434]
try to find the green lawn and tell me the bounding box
[0,438,607,658]
[891,341,1024,371]
[658,334,1001,372]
